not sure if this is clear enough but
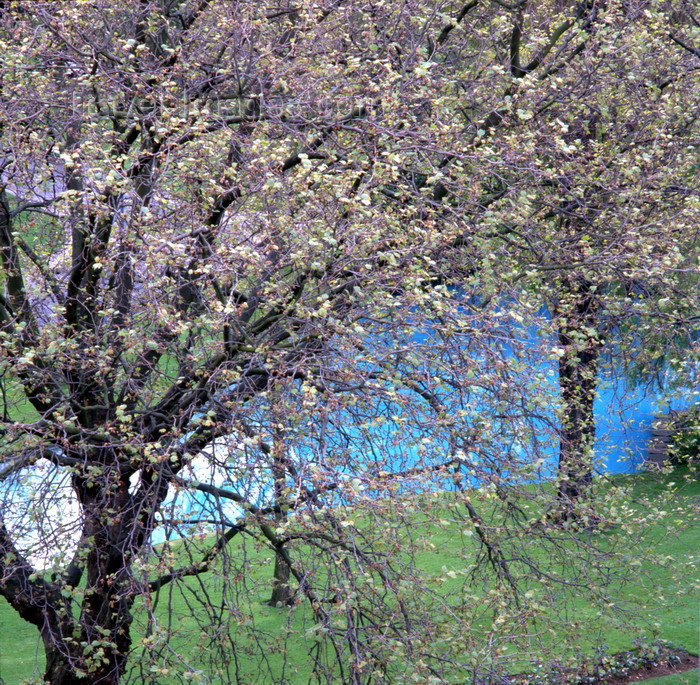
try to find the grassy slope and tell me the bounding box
[1,469,698,684]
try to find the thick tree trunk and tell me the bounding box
[557,340,598,502]
[39,566,134,685]
[43,645,90,685]
[43,643,129,685]
[34,462,140,685]
[44,650,80,685]
[554,277,601,520]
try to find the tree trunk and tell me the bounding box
[267,445,293,607]
[43,647,87,685]
[43,627,130,685]
[43,653,127,685]
[267,551,293,607]
[36,466,139,685]
[44,651,80,685]
[557,338,598,503]
[554,277,601,520]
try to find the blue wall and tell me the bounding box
[594,367,698,474]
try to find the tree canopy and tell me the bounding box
[0,1,698,683]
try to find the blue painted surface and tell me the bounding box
[4,318,699,553]
[503,354,699,477]
[594,369,698,474]
[160,333,698,539]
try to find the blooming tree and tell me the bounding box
[0,1,697,683]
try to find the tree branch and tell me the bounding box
[148,521,244,592]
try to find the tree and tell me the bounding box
[504,1,700,512]
[0,1,697,684]
[418,0,700,513]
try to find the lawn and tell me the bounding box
[641,673,698,685]
[1,468,698,684]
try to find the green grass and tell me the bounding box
[1,469,698,684]
[639,670,698,684]
[0,611,44,684]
